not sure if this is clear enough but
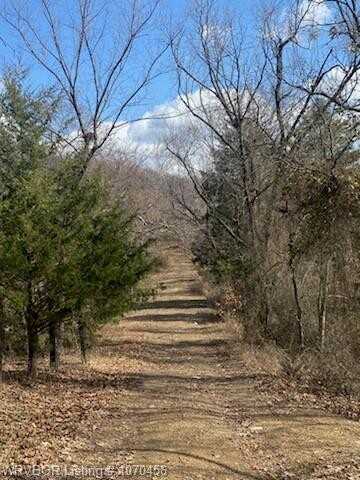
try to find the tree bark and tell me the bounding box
[290,263,305,351]
[26,319,39,378]
[318,258,330,353]
[258,280,270,337]
[77,317,87,364]
[49,318,61,371]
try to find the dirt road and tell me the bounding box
[74,247,360,479]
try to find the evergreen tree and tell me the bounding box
[0,75,154,377]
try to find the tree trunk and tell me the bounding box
[318,258,330,353]
[25,278,39,378]
[258,282,270,337]
[49,318,61,371]
[26,319,39,378]
[0,299,5,382]
[77,317,87,364]
[290,263,305,351]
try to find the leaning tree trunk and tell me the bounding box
[290,263,305,352]
[318,258,330,353]
[49,318,61,371]
[0,298,5,382]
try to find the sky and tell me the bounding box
[0,0,335,158]
[0,0,258,109]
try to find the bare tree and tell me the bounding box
[3,0,168,173]
[167,0,360,347]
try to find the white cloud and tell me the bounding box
[265,0,332,42]
[65,94,208,164]
[300,0,331,26]
[103,89,223,163]
[103,87,280,170]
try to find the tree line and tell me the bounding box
[165,0,360,381]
